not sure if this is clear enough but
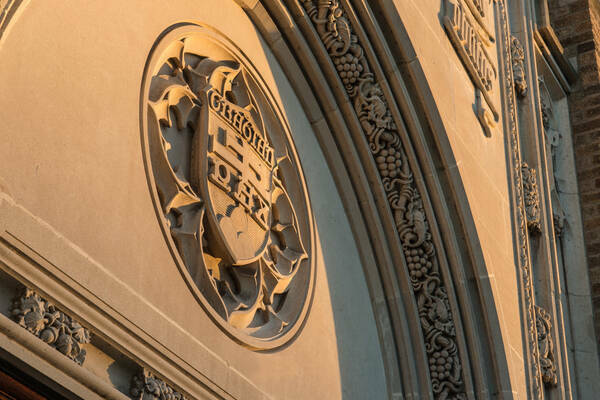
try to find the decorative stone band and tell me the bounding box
[10,287,90,365]
[300,1,466,398]
[535,306,558,386]
[130,369,188,400]
[499,0,543,397]
[443,0,498,118]
[521,163,541,234]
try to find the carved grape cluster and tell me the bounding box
[334,54,362,86]
[376,147,402,178]
[429,350,453,380]
[303,0,466,398]
[406,247,432,279]
[10,288,90,365]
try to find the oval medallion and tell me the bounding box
[141,24,315,349]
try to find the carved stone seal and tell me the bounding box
[141,25,314,349]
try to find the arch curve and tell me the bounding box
[235,0,513,398]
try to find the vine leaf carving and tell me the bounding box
[10,288,91,365]
[301,1,465,398]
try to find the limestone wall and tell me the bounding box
[0,1,388,398]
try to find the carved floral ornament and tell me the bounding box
[10,288,90,365]
[131,369,188,400]
[535,306,558,386]
[141,24,315,350]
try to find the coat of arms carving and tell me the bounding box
[142,25,314,349]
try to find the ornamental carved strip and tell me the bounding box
[498,0,543,397]
[10,288,91,365]
[130,369,188,400]
[300,1,466,398]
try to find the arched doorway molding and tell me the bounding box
[0,0,514,398]
[235,1,514,398]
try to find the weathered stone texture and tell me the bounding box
[549,0,600,352]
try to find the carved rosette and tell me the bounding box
[301,1,465,398]
[521,163,541,234]
[130,370,187,400]
[511,36,527,97]
[535,306,557,386]
[142,25,314,349]
[10,288,90,365]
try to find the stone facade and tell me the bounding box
[0,1,599,399]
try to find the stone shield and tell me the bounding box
[192,68,274,266]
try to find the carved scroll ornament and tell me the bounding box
[142,26,314,349]
[10,288,90,365]
[301,1,465,398]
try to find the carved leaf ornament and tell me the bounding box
[131,370,188,400]
[301,1,465,398]
[10,288,90,365]
[142,26,314,349]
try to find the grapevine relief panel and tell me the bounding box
[301,1,466,398]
